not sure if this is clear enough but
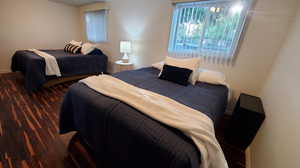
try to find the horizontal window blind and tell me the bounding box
[85,10,108,43]
[168,0,252,65]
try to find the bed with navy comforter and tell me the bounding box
[11,49,107,91]
[59,67,228,168]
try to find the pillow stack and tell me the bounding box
[64,40,82,54]
[152,56,227,86]
[64,41,100,55]
[81,43,96,55]
[157,56,201,86]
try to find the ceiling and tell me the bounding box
[49,0,106,6]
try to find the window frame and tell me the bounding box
[168,0,253,61]
[84,9,109,43]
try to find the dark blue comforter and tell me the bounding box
[11,49,107,91]
[59,67,228,168]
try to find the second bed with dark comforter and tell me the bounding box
[11,49,107,91]
[59,67,228,168]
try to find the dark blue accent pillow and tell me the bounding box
[159,64,192,86]
[88,48,104,55]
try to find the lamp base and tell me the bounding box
[122,53,129,63]
[122,58,129,63]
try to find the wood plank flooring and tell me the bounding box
[0,72,245,168]
[0,73,74,168]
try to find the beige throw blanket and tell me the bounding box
[27,49,61,77]
[80,75,228,168]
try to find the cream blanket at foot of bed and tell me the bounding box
[80,74,228,168]
[27,49,61,77]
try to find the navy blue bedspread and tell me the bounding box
[11,49,107,91]
[59,67,228,168]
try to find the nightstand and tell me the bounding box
[225,93,265,150]
[115,60,134,73]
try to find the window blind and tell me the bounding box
[85,10,108,43]
[168,0,252,65]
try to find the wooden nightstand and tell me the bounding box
[115,60,134,73]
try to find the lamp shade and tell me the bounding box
[120,41,132,53]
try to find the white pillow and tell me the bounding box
[70,40,82,47]
[81,43,96,55]
[152,61,164,70]
[198,68,226,86]
[162,56,201,85]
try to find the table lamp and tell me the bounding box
[120,41,132,63]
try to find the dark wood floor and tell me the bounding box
[0,73,245,168]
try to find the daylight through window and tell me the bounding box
[85,10,108,43]
[168,0,252,60]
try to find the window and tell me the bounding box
[168,0,252,61]
[85,10,108,43]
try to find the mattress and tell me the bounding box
[11,49,107,91]
[59,67,228,168]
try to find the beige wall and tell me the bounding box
[79,0,299,103]
[79,0,173,74]
[0,0,299,166]
[0,0,81,72]
[250,5,300,168]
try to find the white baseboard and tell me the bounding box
[246,147,251,168]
